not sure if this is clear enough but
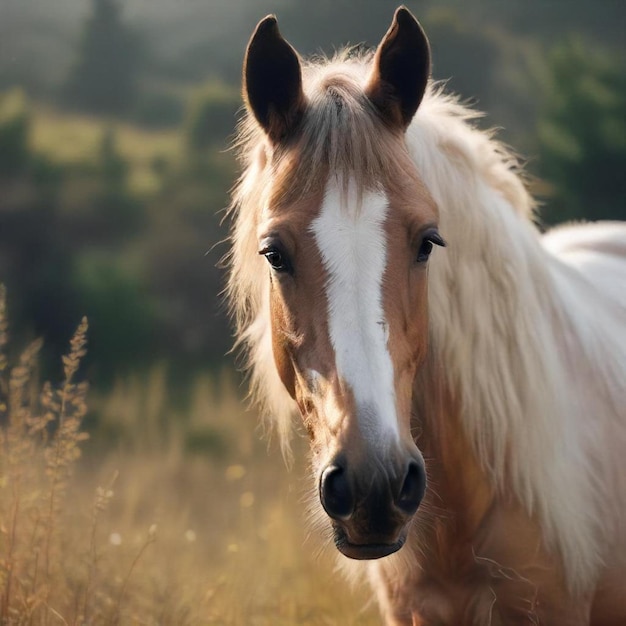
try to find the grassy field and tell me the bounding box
[0,289,379,625]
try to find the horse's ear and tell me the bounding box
[365,6,431,130]
[243,16,306,144]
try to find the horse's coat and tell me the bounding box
[228,7,626,624]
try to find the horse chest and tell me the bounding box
[407,532,509,625]
[378,508,593,626]
[409,576,498,626]
[384,557,588,626]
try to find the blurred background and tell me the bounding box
[0,0,624,622]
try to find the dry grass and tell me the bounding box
[0,287,378,625]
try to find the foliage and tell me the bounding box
[72,254,158,379]
[132,89,186,129]
[535,37,626,223]
[184,81,240,152]
[0,94,151,377]
[0,90,233,380]
[424,8,501,105]
[0,90,30,178]
[62,0,141,115]
[89,129,147,238]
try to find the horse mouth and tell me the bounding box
[333,528,406,560]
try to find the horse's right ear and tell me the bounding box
[243,16,306,144]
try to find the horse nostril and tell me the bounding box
[320,464,354,520]
[397,461,426,515]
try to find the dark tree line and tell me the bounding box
[63,0,140,115]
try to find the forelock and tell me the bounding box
[275,55,411,202]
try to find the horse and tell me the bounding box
[227,7,626,625]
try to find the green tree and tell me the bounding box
[0,90,30,178]
[63,0,140,115]
[184,81,240,153]
[536,38,626,224]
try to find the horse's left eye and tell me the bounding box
[416,231,446,264]
[417,239,433,263]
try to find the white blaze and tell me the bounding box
[311,178,399,442]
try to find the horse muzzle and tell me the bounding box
[319,454,426,560]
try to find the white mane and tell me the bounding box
[406,92,626,591]
[228,54,626,591]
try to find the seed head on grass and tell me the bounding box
[0,286,93,622]
[42,317,90,620]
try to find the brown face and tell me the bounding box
[243,7,439,558]
[257,146,442,558]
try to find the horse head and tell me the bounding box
[241,7,444,559]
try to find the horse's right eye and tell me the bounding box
[259,246,292,273]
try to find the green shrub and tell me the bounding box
[132,90,185,129]
[536,37,626,223]
[0,89,31,177]
[184,81,240,152]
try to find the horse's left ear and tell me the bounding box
[243,15,306,144]
[365,6,431,130]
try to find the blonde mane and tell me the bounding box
[227,52,626,592]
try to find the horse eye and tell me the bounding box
[416,231,446,264]
[416,240,433,263]
[260,247,291,273]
